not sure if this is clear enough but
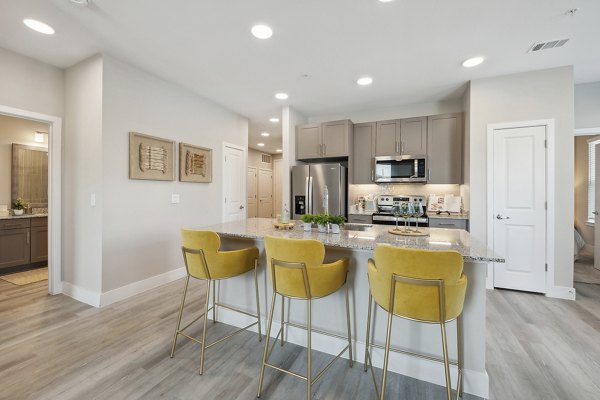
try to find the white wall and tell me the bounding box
[282,106,307,211]
[575,81,600,129]
[101,55,248,292]
[0,47,64,117]
[460,84,471,212]
[468,66,575,289]
[63,55,104,294]
[0,115,48,206]
[308,99,463,124]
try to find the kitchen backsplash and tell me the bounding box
[349,183,463,207]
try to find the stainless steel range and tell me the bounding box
[372,195,428,226]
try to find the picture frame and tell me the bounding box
[129,132,175,181]
[179,142,212,183]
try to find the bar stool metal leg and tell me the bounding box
[212,280,216,324]
[254,260,262,341]
[345,282,353,367]
[457,315,464,398]
[363,292,373,372]
[170,274,190,358]
[281,295,285,347]
[257,291,277,398]
[199,281,211,375]
[440,320,452,400]
[380,306,394,400]
[307,298,312,400]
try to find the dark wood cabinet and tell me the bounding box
[0,217,47,270]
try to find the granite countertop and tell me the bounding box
[0,213,48,220]
[428,213,469,220]
[199,218,503,263]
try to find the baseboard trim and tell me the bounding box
[546,285,576,300]
[61,282,101,307]
[100,267,187,307]
[210,304,489,399]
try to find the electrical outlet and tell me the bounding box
[171,194,180,204]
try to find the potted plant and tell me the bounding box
[300,214,314,231]
[12,198,25,216]
[314,213,329,233]
[328,215,346,234]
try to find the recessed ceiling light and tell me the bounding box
[261,132,270,137]
[462,56,484,68]
[276,149,282,152]
[257,143,265,147]
[269,117,279,123]
[275,93,288,100]
[23,19,55,35]
[357,77,373,86]
[70,0,92,5]
[379,0,394,2]
[251,25,273,39]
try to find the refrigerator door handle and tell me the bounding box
[305,176,310,213]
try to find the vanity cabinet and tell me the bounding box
[0,217,47,270]
[353,122,376,184]
[297,120,352,160]
[0,219,31,269]
[427,113,463,184]
[375,117,427,157]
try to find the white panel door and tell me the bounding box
[247,166,258,218]
[594,144,600,270]
[273,159,283,217]
[493,125,546,293]
[258,168,273,218]
[223,145,245,222]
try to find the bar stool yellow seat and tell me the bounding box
[257,235,353,400]
[170,229,261,375]
[364,245,467,400]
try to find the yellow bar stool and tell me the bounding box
[170,229,261,375]
[257,235,353,400]
[363,245,467,400]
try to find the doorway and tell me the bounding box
[487,121,551,293]
[222,143,246,222]
[0,105,62,295]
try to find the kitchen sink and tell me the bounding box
[341,223,373,232]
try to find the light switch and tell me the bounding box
[90,193,96,207]
[171,194,180,204]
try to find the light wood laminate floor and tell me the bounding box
[0,278,598,400]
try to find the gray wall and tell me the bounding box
[575,82,600,129]
[468,66,575,289]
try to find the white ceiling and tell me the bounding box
[0,0,598,154]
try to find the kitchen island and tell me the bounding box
[194,218,502,399]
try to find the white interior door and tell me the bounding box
[247,166,258,218]
[273,159,283,217]
[258,168,273,218]
[492,125,547,293]
[223,144,245,222]
[594,144,600,270]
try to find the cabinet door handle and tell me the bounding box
[323,144,326,155]
[26,231,30,244]
[438,223,456,226]
[2,223,21,228]
[428,168,431,181]
[395,141,399,153]
[371,170,374,182]
[401,141,404,154]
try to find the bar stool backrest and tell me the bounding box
[264,235,325,299]
[369,245,467,323]
[181,229,222,280]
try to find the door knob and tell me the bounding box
[594,211,599,216]
[496,214,510,220]
[239,205,245,209]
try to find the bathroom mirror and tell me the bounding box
[11,143,48,207]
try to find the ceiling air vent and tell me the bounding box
[261,153,272,163]
[527,39,569,53]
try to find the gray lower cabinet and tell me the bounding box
[0,217,47,270]
[0,219,31,269]
[428,217,468,230]
[427,113,463,184]
[353,122,376,184]
[347,214,373,224]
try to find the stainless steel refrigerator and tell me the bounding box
[291,163,347,219]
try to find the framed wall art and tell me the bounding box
[129,132,175,181]
[179,142,212,183]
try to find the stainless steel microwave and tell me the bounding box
[373,155,427,183]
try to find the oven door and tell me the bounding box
[373,156,426,183]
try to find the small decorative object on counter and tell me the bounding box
[328,215,346,234]
[12,198,25,216]
[314,213,329,233]
[281,203,290,223]
[300,214,314,231]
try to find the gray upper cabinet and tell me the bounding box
[376,117,427,156]
[400,117,427,155]
[322,120,350,157]
[296,124,322,159]
[353,122,376,184]
[427,113,463,184]
[297,120,351,160]
[375,120,399,156]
